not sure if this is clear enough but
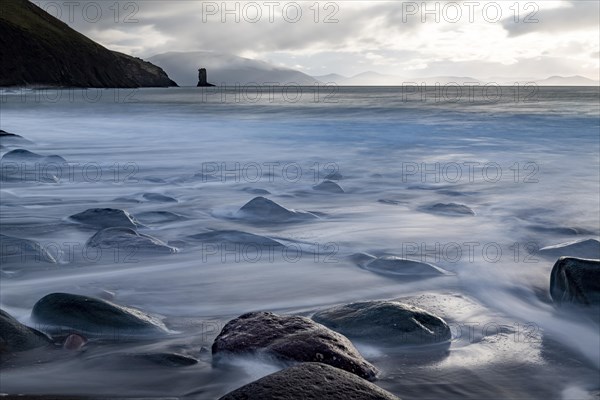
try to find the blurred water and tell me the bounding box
[0,86,599,399]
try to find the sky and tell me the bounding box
[34,0,600,80]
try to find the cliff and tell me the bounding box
[0,0,177,88]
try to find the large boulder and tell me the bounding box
[86,227,177,255]
[31,293,169,339]
[212,311,378,380]
[540,239,600,260]
[550,257,600,307]
[219,363,400,400]
[312,301,451,346]
[70,208,139,229]
[235,197,318,224]
[1,309,52,354]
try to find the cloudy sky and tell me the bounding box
[36,0,599,79]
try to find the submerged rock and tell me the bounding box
[243,187,271,195]
[324,171,343,181]
[312,301,451,346]
[539,239,600,260]
[353,253,450,276]
[235,197,318,224]
[86,227,177,254]
[219,363,399,400]
[313,180,345,193]
[70,208,139,229]
[142,193,178,203]
[135,211,187,224]
[212,311,378,380]
[550,257,600,307]
[188,230,284,248]
[0,234,57,264]
[422,203,475,216]
[1,309,52,354]
[0,149,66,164]
[31,293,169,338]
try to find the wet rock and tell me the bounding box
[422,202,475,216]
[235,197,318,224]
[129,352,198,367]
[219,363,399,400]
[353,253,450,276]
[188,230,284,248]
[539,239,600,260]
[313,301,451,346]
[324,171,343,181]
[377,199,405,206]
[31,293,170,338]
[142,193,178,203]
[0,130,22,138]
[135,211,187,224]
[63,333,87,351]
[212,311,378,380]
[0,234,57,264]
[550,257,600,307]
[1,309,52,354]
[313,180,345,193]
[526,225,582,236]
[86,227,177,255]
[0,149,66,164]
[70,208,139,229]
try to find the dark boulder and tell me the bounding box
[142,193,178,203]
[31,293,169,339]
[188,230,284,248]
[313,180,345,193]
[235,197,318,224]
[313,301,451,346]
[1,309,52,354]
[86,227,177,255]
[219,363,399,400]
[550,257,600,307]
[70,208,139,229]
[212,311,378,380]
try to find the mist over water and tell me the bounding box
[1,86,599,399]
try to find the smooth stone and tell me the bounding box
[423,202,475,216]
[188,230,284,248]
[63,333,87,350]
[142,193,178,203]
[135,211,187,224]
[354,254,450,276]
[235,197,318,224]
[0,130,22,138]
[0,149,66,164]
[1,309,52,354]
[31,293,170,338]
[324,171,343,180]
[212,311,378,381]
[70,208,139,229]
[312,301,451,346]
[0,234,57,264]
[539,239,600,260]
[219,363,399,400]
[313,180,345,193]
[526,225,582,236]
[550,257,600,307]
[86,227,177,254]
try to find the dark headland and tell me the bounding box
[0,0,177,88]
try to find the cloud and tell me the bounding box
[501,1,600,37]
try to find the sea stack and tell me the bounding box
[197,68,215,87]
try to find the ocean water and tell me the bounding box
[0,86,599,399]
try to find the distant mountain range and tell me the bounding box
[149,51,599,87]
[0,0,176,87]
[149,51,319,86]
